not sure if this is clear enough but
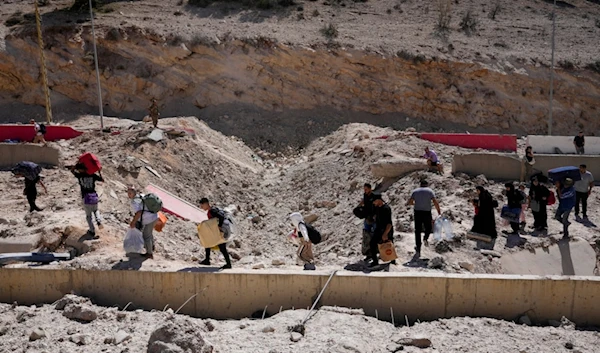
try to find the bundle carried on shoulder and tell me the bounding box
[141,193,163,213]
[12,161,42,180]
[78,152,102,174]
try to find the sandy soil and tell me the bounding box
[1,0,599,67]
[1,295,598,353]
[0,116,598,275]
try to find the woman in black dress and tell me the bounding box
[529,177,550,231]
[471,186,498,239]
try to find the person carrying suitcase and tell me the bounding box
[555,178,576,239]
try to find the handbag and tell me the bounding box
[530,200,540,213]
[83,192,99,205]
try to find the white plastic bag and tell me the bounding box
[123,228,145,254]
[433,217,443,242]
[442,217,454,240]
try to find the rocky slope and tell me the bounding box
[0,0,599,148]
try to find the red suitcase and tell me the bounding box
[78,153,102,174]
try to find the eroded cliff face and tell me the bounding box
[0,24,598,135]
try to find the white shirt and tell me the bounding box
[289,212,309,242]
[131,196,158,225]
[574,171,594,193]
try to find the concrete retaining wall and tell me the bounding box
[0,143,59,168]
[527,135,600,155]
[453,153,600,181]
[0,269,599,325]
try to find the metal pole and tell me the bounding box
[88,0,104,129]
[34,0,52,124]
[548,0,556,136]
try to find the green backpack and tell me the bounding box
[142,193,163,213]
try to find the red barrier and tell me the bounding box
[0,125,83,142]
[145,183,208,224]
[419,133,517,152]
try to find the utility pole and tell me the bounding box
[34,0,52,124]
[88,0,104,129]
[548,0,557,136]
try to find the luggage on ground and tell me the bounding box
[123,228,145,254]
[378,241,398,262]
[154,211,168,232]
[78,152,102,174]
[548,166,581,183]
[12,161,42,180]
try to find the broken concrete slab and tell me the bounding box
[370,157,427,178]
[501,238,596,276]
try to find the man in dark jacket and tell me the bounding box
[199,198,232,269]
[370,194,394,266]
[358,183,376,260]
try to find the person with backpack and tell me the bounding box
[370,194,394,266]
[555,178,576,239]
[127,186,160,259]
[529,177,550,232]
[199,198,232,269]
[71,163,104,238]
[289,212,321,270]
[30,119,46,144]
[12,161,46,212]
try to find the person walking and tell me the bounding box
[574,164,594,220]
[199,198,232,269]
[521,146,536,182]
[406,180,441,258]
[555,178,576,239]
[573,131,585,155]
[127,186,159,259]
[12,163,46,213]
[30,119,46,144]
[471,186,498,239]
[149,98,159,128]
[529,177,550,231]
[504,183,524,234]
[288,212,318,270]
[71,163,104,238]
[518,184,529,231]
[369,194,394,266]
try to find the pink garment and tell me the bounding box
[520,203,527,223]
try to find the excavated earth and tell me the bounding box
[1,0,600,352]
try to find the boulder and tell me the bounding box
[63,304,98,322]
[147,319,213,353]
[396,336,432,348]
[29,327,46,341]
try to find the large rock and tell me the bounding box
[371,157,427,178]
[55,294,91,310]
[29,327,46,341]
[63,304,98,322]
[147,319,213,353]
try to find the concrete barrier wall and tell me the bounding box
[453,153,600,181]
[0,269,599,325]
[527,135,600,155]
[0,143,59,168]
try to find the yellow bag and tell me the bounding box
[197,218,226,249]
[378,241,398,262]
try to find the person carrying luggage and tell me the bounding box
[12,161,46,212]
[127,186,160,259]
[504,183,524,234]
[199,198,232,269]
[71,163,104,238]
[370,194,394,266]
[555,178,576,239]
[288,212,321,270]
